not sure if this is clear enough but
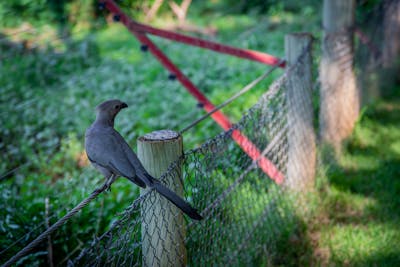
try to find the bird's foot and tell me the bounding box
[105,175,117,192]
[98,181,112,193]
[106,184,112,192]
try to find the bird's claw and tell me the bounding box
[93,181,111,194]
[104,174,117,192]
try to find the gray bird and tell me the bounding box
[85,99,202,220]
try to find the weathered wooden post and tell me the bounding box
[320,0,358,152]
[138,130,186,267]
[285,33,316,190]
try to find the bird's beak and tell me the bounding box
[121,102,128,109]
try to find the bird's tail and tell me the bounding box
[152,181,203,220]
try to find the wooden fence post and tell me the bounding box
[285,33,316,190]
[320,0,358,152]
[138,130,186,267]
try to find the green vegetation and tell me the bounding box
[267,92,400,267]
[314,93,400,266]
[1,0,398,266]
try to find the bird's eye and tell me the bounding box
[115,105,120,109]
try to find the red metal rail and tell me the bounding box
[103,0,285,68]
[126,21,285,67]
[101,0,285,184]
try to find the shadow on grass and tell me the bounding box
[319,92,400,266]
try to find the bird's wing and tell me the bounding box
[111,130,154,185]
[86,127,141,184]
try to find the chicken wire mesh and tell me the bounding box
[70,49,315,266]
[319,0,399,152]
[320,22,360,149]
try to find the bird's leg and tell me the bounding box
[94,174,116,194]
[105,174,117,191]
[94,180,109,194]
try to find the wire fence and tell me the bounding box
[1,44,306,266]
[72,65,296,267]
[1,0,399,266]
[319,0,399,152]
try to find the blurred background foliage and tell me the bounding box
[0,0,324,28]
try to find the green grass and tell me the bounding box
[312,92,400,266]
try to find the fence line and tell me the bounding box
[65,1,397,261]
[70,46,304,265]
[69,38,310,266]
[0,62,287,266]
[98,0,288,184]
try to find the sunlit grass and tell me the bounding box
[322,223,400,266]
[315,92,400,266]
[95,24,144,63]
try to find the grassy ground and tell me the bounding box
[306,91,400,266]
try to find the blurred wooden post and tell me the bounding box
[138,130,186,267]
[285,33,316,190]
[320,0,358,152]
[382,0,400,91]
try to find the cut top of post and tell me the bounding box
[139,129,180,142]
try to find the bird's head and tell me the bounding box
[95,99,128,126]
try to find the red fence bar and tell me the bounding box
[232,130,284,183]
[135,31,233,130]
[102,0,285,68]
[354,26,380,58]
[100,0,284,184]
